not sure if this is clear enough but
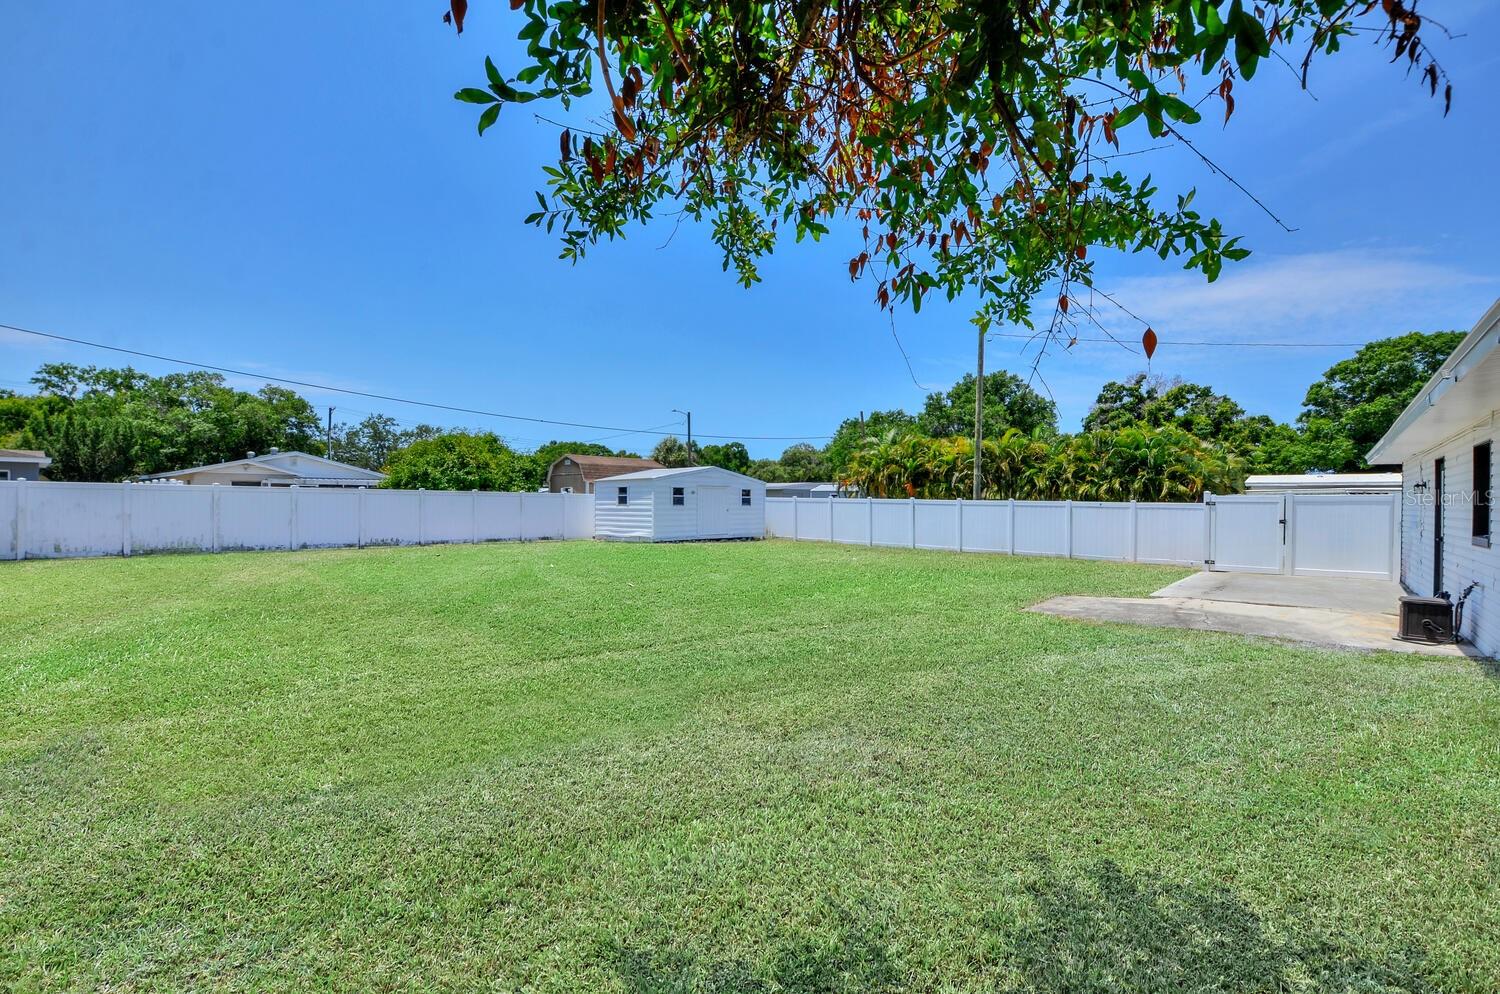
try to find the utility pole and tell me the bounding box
[672,408,693,465]
[326,406,335,459]
[973,329,984,500]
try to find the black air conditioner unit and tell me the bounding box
[1397,595,1453,644]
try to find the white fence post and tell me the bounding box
[1282,493,1296,576]
[909,497,917,549]
[472,490,480,544]
[793,498,801,541]
[417,489,426,545]
[356,488,365,549]
[15,480,27,561]
[1129,500,1139,563]
[827,496,834,539]
[956,498,964,553]
[1007,498,1016,555]
[120,484,132,558]
[1064,499,1074,559]
[516,491,525,541]
[288,486,299,551]
[1202,490,1215,569]
[211,485,222,553]
[866,498,874,546]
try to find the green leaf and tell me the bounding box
[1112,102,1144,128]
[1160,95,1202,125]
[455,88,498,104]
[485,57,505,90]
[477,102,502,135]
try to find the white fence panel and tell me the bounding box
[960,500,1011,553]
[914,500,959,550]
[293,489,360,549]
[0,485,16,559]
[216,486,294,551]
[130,484,215,554]
[830,499,870,544]
[0,481,597,560]
[1135,503,1206,565]
[765,498,796,538]
[1070,502,1133,561]
[870,499,914,547]
[1288,493,1398,580]
[1013,502,1069,557]
[362,490,420,546]
[792,498,833,542]
[1208,495,1285,573]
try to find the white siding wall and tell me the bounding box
[593,481,656,540]
[594,468,765,542]
[1401,416,1498,656]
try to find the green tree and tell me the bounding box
[825,410,916,476]
[775,443,833,482]
[331,415,445,472]
[1299,331,1464,467]
[19,410,138,482]
[699,441,752,474]
[917,371,1057,440]
[381,433,531,491]
[651,435,700,468]
[1084,373,1245,441]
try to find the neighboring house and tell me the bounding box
[764,481,842,499]
[1367,298,1498,657]
[1245,473,1401,495]
[547,454,663,494]
[593,466,765,542]
[137,449,385,488]
[0,449,52,481]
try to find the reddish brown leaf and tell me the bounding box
[612,106,637,142]
[560,128,571,162]
[1058,294,1069,314]
[510,0,524,8]
[447,0,468,34]
[1073,245,1086,261]
[1143,327,1158,360]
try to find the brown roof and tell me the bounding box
[549,453,664,483]
[0,449,49,460]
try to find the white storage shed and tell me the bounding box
[593,466,765,542]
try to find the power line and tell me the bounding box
[1,321,831,441]
[989,332,1369,349]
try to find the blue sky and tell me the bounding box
[3,3,1497,458]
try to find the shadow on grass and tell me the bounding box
[605,859,1436,993]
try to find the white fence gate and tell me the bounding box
[1208,492,1399,580]
[768,493,1400,580]
[0,481,595,560]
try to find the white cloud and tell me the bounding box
[1098,248,1496,341]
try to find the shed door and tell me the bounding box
[696,486,732,538]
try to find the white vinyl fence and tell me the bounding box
[0,481,594,560]
[767,493,1401,578]
[766,496,1206,565]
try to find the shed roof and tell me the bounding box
[596,465,762,484]
[1245,473,1401,493]
[0,448,52,465]
[549,454,664,483]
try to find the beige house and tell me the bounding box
[138,449,385,488]
[0,448,52,481]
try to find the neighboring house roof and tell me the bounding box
[1366,298,1500,465]
[138,450,384,483]
[548,454,664,484]
[596,465,762,484]
[0,448,52,467]
[1245,473,1402,493]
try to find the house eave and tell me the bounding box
[1365,298,1500,465]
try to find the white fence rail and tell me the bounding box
[0,481,595,560]
[766,496,1207,565]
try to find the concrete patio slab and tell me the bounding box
[1150,571,1402,615]
[1029,589,1474,657]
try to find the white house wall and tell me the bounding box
[1400,414,1498,657]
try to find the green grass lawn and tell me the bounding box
[2,539,1497,993]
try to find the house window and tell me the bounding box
[1475,441,1492,547]
[0,470,9,481]
[616,486,628,506]
[672,486,685,506]
[741,488,752,506]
